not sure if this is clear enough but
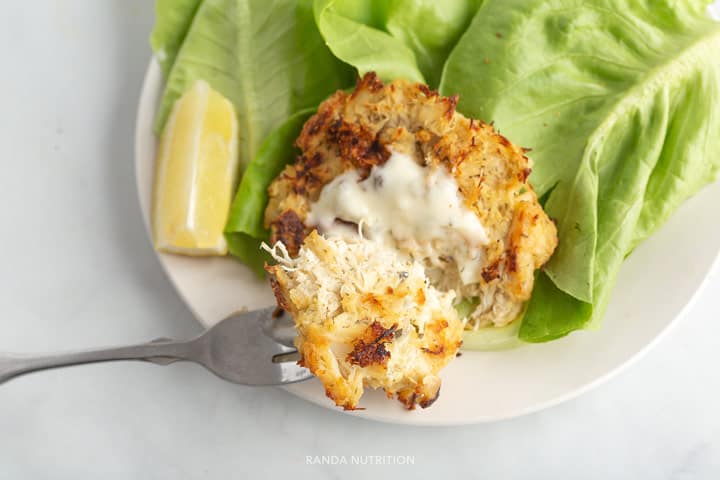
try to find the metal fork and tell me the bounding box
[0,307,311,385]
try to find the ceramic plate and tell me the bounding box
[135,58,720,426]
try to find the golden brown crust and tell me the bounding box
[266,72,557,327]
[396,376,442,410]
[346,321,398,368]
[268,210,306,257]
[267,272,290,312]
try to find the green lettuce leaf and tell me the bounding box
[440,0,720,341]
[517,272,593,342]
[152,0,354,172]
[314,0,481,87]
[151,0,203,76]
[225,109,316,276]
[225,234,268,277]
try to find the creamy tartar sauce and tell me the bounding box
[307,151,488,284]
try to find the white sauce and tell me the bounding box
[307,151,488,284]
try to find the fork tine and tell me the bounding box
[192,307,312,386]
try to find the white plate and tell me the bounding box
[135,58,720,426]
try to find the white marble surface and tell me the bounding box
[0,1,719,478]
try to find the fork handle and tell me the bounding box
[0,338,195,384]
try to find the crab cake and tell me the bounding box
[266,72,557,329]
[265,231,463,410]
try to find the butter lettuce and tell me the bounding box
[152,0,353,169]
[151,0,202,76]
[440,0,720,341]
[314,0,481,87]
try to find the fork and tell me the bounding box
[0,307,311,385]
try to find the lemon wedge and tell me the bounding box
[153,80,239,255]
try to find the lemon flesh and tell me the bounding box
[153,80,239,255]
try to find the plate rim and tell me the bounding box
[134,57,720,426]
